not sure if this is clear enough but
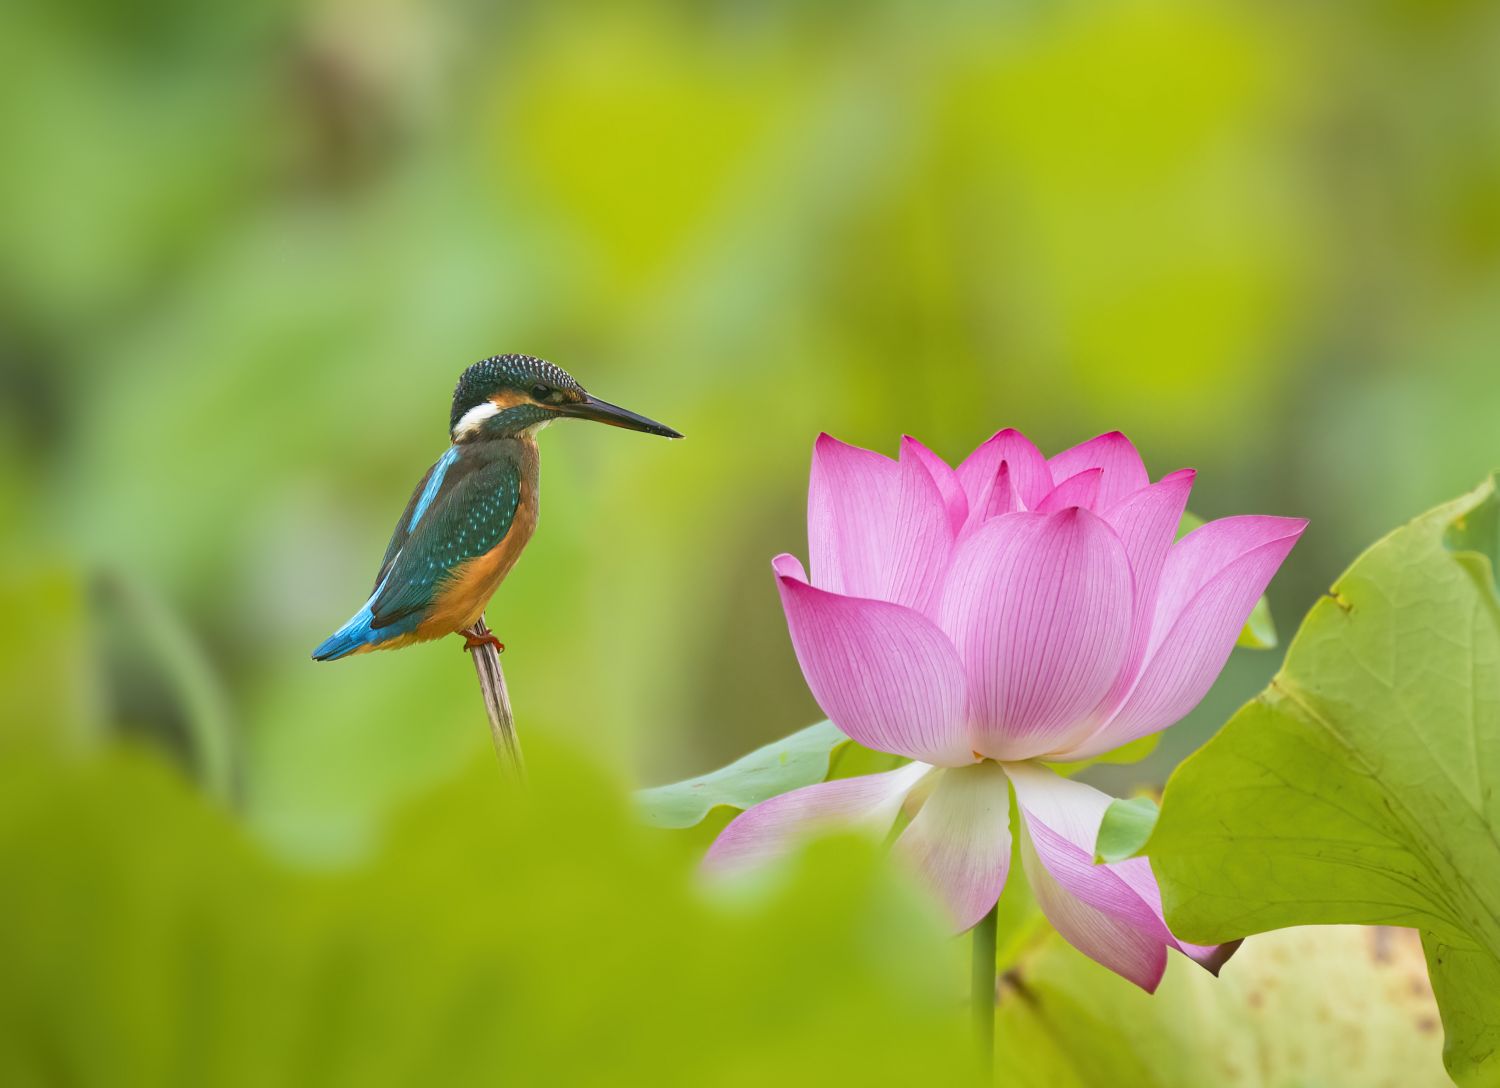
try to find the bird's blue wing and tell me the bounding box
[311,449,520,660]
[371,445,461,593]
[367,456,523,630]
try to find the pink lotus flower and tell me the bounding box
[707,430,1305,991]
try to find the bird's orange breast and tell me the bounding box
[416,477,539,639]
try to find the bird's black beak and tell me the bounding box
[559,394,683,439]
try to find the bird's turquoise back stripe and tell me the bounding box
[409,446,460,532]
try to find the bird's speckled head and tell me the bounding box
[449,354,682,443]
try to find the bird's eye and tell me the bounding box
[531,384,551,401]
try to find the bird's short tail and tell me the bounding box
[311,607,375,661]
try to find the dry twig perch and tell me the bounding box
[466,616,525,782]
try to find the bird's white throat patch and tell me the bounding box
[452,400,501,440]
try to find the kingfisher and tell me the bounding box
[312,354,681,661]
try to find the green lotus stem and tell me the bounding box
[972,902,997,1076]
[99,571,236,803]
[468,616,525,782]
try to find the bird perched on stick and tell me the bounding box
[313,354,681,661]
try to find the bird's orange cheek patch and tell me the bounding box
[489,390,531,410]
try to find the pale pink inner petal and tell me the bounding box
[957,429,1051,511]
[939,509,1133,760]
[1007,763,1171,991]
[807,434,898,595]
[903,436,969,534]
[1099,468,1196,629]
[1046,432,1150,512]
[1079,469,1197,735]
[961,460,1023,536]
[1035,468,1103,514]
[885,441,958,616]
[805,434,954,614]
[705,762,932,872]
[895,762,1012,932]
[776,560,975,766]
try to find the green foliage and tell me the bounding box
[1148,475,1500,1086]
[0,741,974,1086]
[1447,483,1500,609]
[1093,796,1159,864]
[0,568,100,756]
[636,719,848,828]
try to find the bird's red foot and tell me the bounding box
[461,630,505,654]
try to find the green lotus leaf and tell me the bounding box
[1093,795,1159,864]
[636,720,852,828]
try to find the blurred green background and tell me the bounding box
[0,0,1494,1081]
